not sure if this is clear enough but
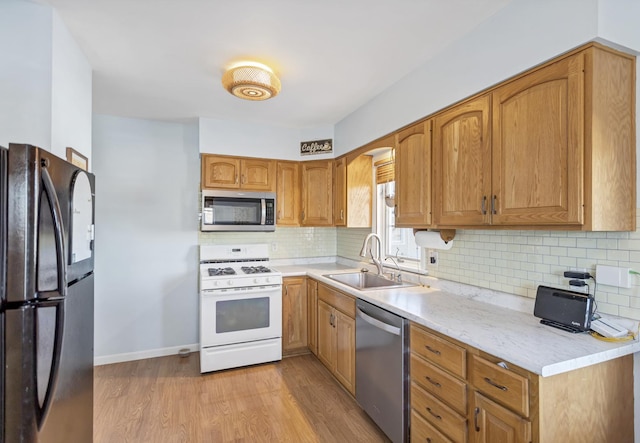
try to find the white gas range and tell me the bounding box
[199,244,282,373]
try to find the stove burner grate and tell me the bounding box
[241,266,272,274]
[208,267,236,276]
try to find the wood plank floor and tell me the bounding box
[94,353,391,442]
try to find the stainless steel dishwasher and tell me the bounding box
[355,299,408,443]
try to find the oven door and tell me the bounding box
[200,285,282,347]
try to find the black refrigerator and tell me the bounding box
[0,143,95,442]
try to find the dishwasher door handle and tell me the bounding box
[356,307,401,336]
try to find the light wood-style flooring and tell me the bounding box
[94,353,391,442]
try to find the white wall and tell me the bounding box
[0,1,92,163]
[92,115,200,361]
[199,117,334,161]
[0,0,52,149]
[51,10,92,163]
[334,0,600,154]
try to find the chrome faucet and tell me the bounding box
[360,233,385,275]
[384,256,402,282]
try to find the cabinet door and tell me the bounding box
[334,310,355,395]
[241,158,275,191]
[301,160,333,226]
[201,155,240,189]
[317,300,335,370]
[307,279,318,355]
[472,392,530,443]
[346,155,373,228]
[282,277,307,354]
[434,95,492,226]
[276,161,300,226]
[395,120,432,227]
[333,157,347,226]
[491,53,584,225]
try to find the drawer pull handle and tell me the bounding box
[484,377,508,391]
[474,407,480,432]
[425,345,441,355]
[425,407,442,420]
[425,376,441,388]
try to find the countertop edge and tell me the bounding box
[275,264,640,378]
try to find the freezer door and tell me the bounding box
[3,276,92,443]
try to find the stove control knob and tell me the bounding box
[265,277,271,284]
[227,280,233,286]
[213,281,219,287]
[254,278,259,284]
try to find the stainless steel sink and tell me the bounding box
[324,272,414,291]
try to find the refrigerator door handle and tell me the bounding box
[41,160,67,297]
[35,298,65,430]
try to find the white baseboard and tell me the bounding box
[94,343,199,366]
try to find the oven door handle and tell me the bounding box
[202,285,281,296]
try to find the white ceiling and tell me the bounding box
[43,0,511,128]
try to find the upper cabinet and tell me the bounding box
[491,53,584,226]
[395,120,432,228]
[432,44,635,231]
[333,157,347,226]
[433,95,492,226]
[276,161,300,226]
[334,155,373,228]
[301,160,333,226]
[201,154,276,191]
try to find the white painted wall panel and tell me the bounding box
[51,10,93,163]
[92,115,200,358]
[0,0,52,149]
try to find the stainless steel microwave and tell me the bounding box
[201,190,276,231]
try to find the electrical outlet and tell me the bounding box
[428,250,438,268]
[271,242,277,252]
[596,264,631,288]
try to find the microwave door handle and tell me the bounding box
[261,199,266,225]
[41,161,67,297]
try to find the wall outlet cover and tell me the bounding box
[595,264,631,288]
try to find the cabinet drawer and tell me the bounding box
[411,408,453,443]
[411,353,467,415]
[411,382,467,443]
[469,355,529,417]
[411,325,466,379]
[318,284,355,318]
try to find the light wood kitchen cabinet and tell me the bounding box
[201,154,276,191]
[307,278,318,355]
[395,119,432,227]
[276,161,300,226]
[333,157,347,226]
[282,277,307,355]
[317,283,356,395]
[433,95,491,226]
[432,43,635,230]
[301,160,333,226]
[410,322,634,443]
[333,155,373,227]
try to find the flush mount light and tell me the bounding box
[221,62,281,101]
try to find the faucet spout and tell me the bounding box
[360,233,384,275]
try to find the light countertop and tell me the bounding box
[272,262,640,377]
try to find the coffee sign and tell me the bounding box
[300,139,333,156]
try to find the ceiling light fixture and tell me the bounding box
[221,62,281,101]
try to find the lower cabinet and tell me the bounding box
[316,283,356,395]
[282,277,307,355]
[409,322,634,443]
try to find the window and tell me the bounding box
[375,181,421,264]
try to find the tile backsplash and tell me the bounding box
[200,213,640,321]
[199,227,336,259]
